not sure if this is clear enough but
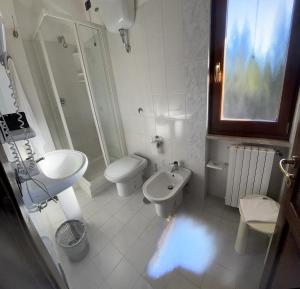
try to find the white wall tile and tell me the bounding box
[163,0,184,65]
[166,65,185,94]
[144,116,157,137]
[122,115,145,135]
[125,132,147,155]
[153,94,169,118]
[156,117,171,139]
[107,0,210,197]
[168,93,186,118]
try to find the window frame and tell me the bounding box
[208,0,300,140]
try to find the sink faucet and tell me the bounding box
[170,161,179,172]
[35,157,45,163]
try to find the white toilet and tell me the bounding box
[104,154,147,197]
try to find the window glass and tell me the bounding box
[222,0,294,121]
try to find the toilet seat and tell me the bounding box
[104,155,147,183]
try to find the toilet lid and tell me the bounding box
[105,156,142,180]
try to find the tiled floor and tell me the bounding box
[46,186,269,289]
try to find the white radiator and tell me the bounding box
[225,146,275,207]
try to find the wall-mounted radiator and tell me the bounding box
[225,146,275,207]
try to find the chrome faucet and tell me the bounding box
[35,157,45,163]
[170,161,179,172]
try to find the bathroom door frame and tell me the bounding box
[260,120,300,288]
[34,11,127,167]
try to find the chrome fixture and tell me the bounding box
[152,135,164,153]
[12,16,18,39]
[119,29,131,53]
[152,135,163,148]
[169,161,179,173]
[57,35,68,48]
[35,157,45,163]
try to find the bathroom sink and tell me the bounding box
[22,150,88,206]
[38,150,88,181]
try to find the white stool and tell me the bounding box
[234,195,279,255]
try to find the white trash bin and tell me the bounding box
[56,220,89,262]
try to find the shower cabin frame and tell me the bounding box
[33,11,127,196]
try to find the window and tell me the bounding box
[209,0,300,140]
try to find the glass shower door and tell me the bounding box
[76,25,124,163]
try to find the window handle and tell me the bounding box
[214,62,222,83]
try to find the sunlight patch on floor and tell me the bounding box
[147,215,216,279]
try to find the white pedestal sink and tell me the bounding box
[22,150,88,210]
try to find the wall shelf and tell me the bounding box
[206,160,227,171]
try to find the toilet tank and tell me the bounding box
[99,0,135,33]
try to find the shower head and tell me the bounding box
[0,17,7,67]
[57,35,68,48]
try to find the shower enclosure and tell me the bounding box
[33,13,126,196]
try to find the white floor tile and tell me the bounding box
[140,217,168,247]
[93,243,123,279]
[104,198,127,215]
[114,203,139,224]
[87,205,112,228]
[125,191,145,212]
[63,256,104,289]
[81,200,104,220]
[87,225,110,257]
[214,238,240,271]
[125,237,155,273]
[106,258,140,289]
[166,272,199,289]
[57,188,266,289]
[112,226,140,254]
[126,209,154,237]
[100,216,124,239]
[143,271,171,289]
[179,268,204,288]
[222,206,240,223]
[132,276,154,289]
[201,264,236,289]
[140,204,157,220]
[217,218,239,242]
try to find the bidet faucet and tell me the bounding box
[170,161,179,172]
